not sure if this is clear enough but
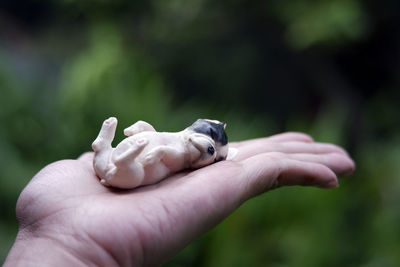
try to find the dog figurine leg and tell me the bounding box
[92,117,118,185]
[124,120,156,136]
[98,138,148,188]
[92,117,117,152]
[143,146,181,167]
[113,138,148,167]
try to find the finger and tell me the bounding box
[264,152,355,177]
[272,141,349,155]
[232,141,349,161]
[274,160,338,188]
[265,132,314,143]
[231,132,314,149]
[241,153,338,197]
[77,152,94,163]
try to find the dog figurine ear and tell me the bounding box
[188,133,216,168]
[220,121,227,130]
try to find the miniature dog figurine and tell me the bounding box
[92,117,229,189]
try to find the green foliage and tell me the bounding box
[274,0,367,49]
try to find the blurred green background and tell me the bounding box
[1,0,399,266]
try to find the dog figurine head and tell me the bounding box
[186,119,229,168]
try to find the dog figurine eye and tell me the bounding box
[207,146,215,155]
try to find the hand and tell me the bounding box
[5,132,354,266]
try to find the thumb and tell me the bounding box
[241,152,338,198]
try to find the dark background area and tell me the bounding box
[1,0,399,266]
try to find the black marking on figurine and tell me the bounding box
[189,119,228,145]
[214,157,224,163]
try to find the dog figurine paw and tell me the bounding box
[92,117,229,189]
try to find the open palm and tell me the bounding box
[6,132,354,266]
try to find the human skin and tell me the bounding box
[4,132,355,266]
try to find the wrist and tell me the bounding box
[4,230,86,267]
[4,226,123,267]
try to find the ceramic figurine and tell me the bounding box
[92,117,229,189]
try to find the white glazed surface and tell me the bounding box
[92,117,228,189]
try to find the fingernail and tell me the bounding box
[323,180,339,188]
